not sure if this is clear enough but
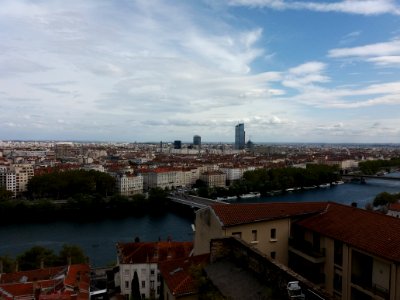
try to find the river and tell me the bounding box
[1,173,400,267]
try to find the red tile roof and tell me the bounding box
[159,254,209,297]
[388,202,400,212]
[0,266,66,284]
[211,202,328,227]
[117,241,193,264]
[296,202,400,263]
[0,264,90,300]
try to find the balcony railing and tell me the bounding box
[289,238,325,264]
[351,276,389,299]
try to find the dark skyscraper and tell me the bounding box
[193,135,201,148]
[235,123,245,150]
[174,140,182,149]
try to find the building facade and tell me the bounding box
[116,241,193,300]
[194,202,400,300]
[234,123,245,150]
[0,163,34,197]
[193,135,201,148]
[114,173,144,196]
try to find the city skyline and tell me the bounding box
[1,0,400,143]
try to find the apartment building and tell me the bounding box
[116,241,193,300]
[199,171,226,188]
[194,202,400,300]
[114,173,144,196]
[0,163,34,197]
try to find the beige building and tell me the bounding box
[199,171,226,188]
[194,202,400,300]
[114,173,143,196]
[0,163,34,197]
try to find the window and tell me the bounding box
[232,232,242,239]
[150,269,155,275]
[270,251,276,259]
[270,228,276,240]
[157,286,161,294]
[150,280,155,289]
[252,230,258,241]
[141,281,145,288]
[124,269,130,275]
[157,273,161,281]
[125,281,129,289]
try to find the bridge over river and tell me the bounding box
[168,193,229,209]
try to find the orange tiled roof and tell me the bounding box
[388,202,400,212]
[0,266,66,284]
[117,241,193,264]
[211,202,328,227]
[296,202,400,263]
[0,264,90,300]
[159,254,209,297]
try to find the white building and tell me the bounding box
[114,173,144,196]
[0,163,34,197]
[116,241,193,300]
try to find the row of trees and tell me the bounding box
[0,244,86,273]
[0,187,169,224]
[195,164,340,199]
[27,170,116,199]
[359,158,400,175]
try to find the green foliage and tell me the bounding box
[0,255,16,273]
[27,170,116,200]
[373,192,400,207]
[148,187,168,214]
[0,188,13,202]
[17,246,59,271]
[58,244,87,265]
[359,158,400,175]
[241,165,339,195]
[1,245,87,272]
[131,271,141,300]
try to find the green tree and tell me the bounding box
[58,244,86,265]
[0,188,13,202]
[131,271,141,300]
[373,192,398,207]
[17,246,58,271]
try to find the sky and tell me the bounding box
[1,0,400,143]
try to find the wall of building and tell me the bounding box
[224,218,291,265]
[194,208,224,255]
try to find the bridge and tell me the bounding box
[168,193,229,209]
[342,174,400,181]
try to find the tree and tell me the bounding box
[0,188,13,201]
[17,246,58,271]
[58,244,86,265]
[131,271,141,300]
[373,192,398,207]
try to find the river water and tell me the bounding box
[1,173,400,267]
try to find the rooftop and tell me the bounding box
[117,241,193,264]
[211,202,328,227]
[296,202,400,263]
[159,254,209,297]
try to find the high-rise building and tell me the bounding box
[173,140,182,149]
[193,135,201,148]
[235,123,245,150]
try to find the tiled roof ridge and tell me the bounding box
[172,275,193,295]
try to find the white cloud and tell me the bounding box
[329,40,400,58]
[228,0,400,15]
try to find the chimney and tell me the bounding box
[351,202,357,208]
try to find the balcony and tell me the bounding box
[351,276,389,299]
[288,238,325,264]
